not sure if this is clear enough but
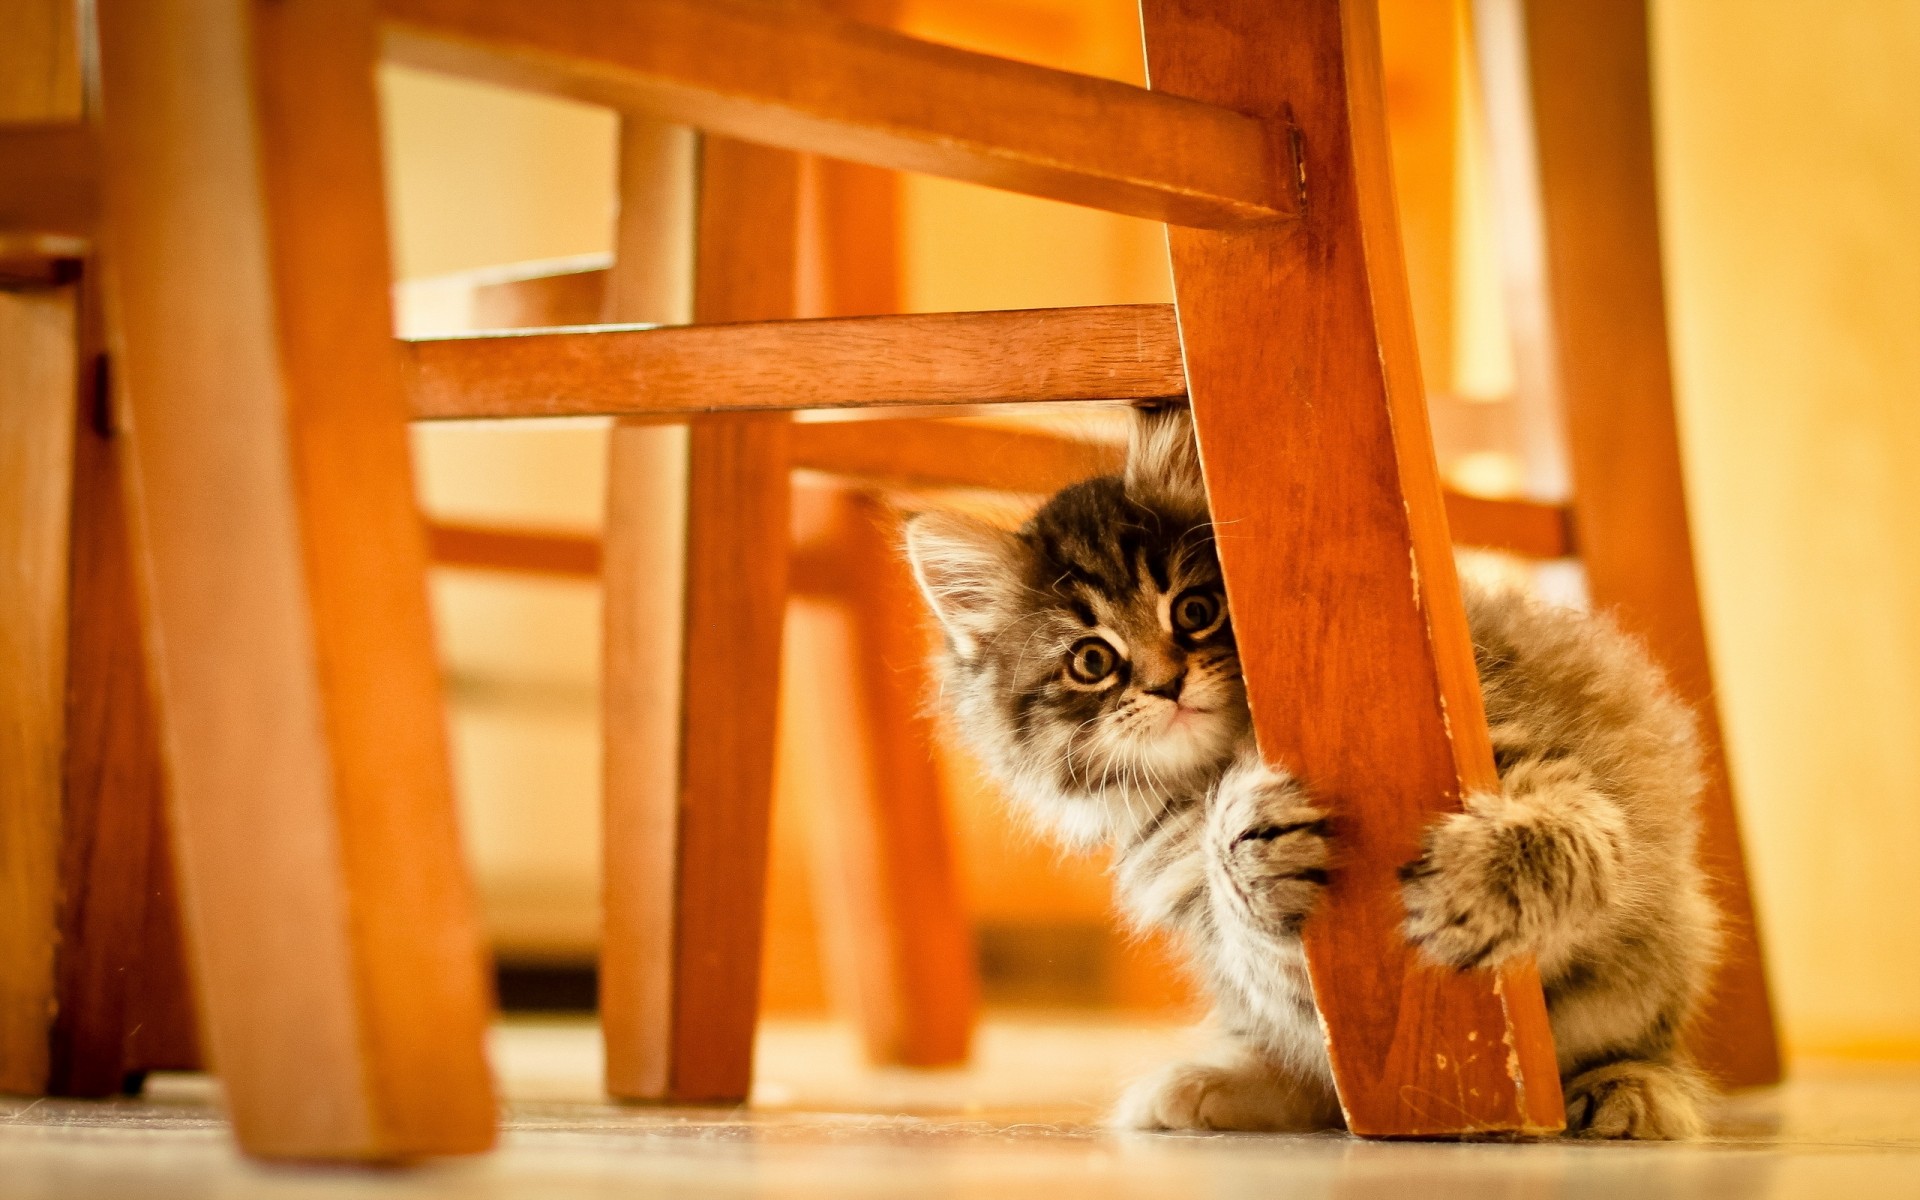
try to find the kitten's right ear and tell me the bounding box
[902,511,1021,659]
[1124,404,1208,513]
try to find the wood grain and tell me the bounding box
[0,283,78,1097]
[1485,0,1782,1089]
[42,287,169,1097]
[94,0,495,1158]
[403,305,1186,419]
[1144,0,1562,1135]
[378,0,1294,229]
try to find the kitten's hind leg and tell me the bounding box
[1111,1042,1342,1133]
[1563,1058,1710,1140]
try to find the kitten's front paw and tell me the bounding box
[1398,807,1527,970]
[1111,1060,1336,1133]
[1212,762,1331,933]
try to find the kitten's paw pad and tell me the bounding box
[1398,809,1525,969]
[1564,1060,1708,1140]
[1111,1061,1328,1133]
[1213,764,1331,930]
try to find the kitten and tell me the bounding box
[903,407,1721,1139]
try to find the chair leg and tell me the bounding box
[1142,0,1562,1136]
[46,290,180,1098]
[603,136,796,1103]
[1480,0,1782,1088]
[94,0,495,1158]
[793,486,977,1067]
[0,277,81,1098]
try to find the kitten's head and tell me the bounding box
[903,407,1248,847]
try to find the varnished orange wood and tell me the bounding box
[378,0,1294,229]
[0,3,80,1096]
[94,0,494,1158]
[1143,0,1562,1135]
[0,121,95,240]
[427,519,601,578]
[798,485,977,1066]
[45,296,182,1098]
[0,281,79,1098]
[1484,0,1781,1089]
[603,137,798,1105]
[403,304,1186,420]
[789,419,1114,498]
[123,805,202,1076]
[417,305,1171,419]
[599,118,698,1103]
[0,0,80,123]
[416,419,1572,578]
[1377,0,1459,392]
[471,264,608,329]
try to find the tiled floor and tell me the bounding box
[3,1017,1918,1198]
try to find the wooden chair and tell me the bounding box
[411,0,1781,1104]
[2,0,1779,1162]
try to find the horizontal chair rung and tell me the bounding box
[379,0,1295,229]
[423,419,1574,564]
[402,305,1188,418]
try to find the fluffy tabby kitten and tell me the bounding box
[903,407,1720,1140]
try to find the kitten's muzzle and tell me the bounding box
[1142,669,1187,701]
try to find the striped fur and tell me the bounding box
[904,408,1721,1139]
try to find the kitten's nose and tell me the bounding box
[1143,670,1186,701]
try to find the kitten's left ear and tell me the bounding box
[1124,404,1209,513]
[902,510,1022,659]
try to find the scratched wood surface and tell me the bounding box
[1144,0,1563,1135]
[1485,0,1781,1090]
[94,0,495,1158]
[378,0,1291,228]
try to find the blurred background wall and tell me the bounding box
[379,0,1920,1058]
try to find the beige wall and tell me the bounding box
[1653,0,1920,1055]
[379,2,1920,1051]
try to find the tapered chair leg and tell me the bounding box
[603,136,796,1103]
[0,274,82,1099]
[94,0,495,1158]
[1475,0,1781,1088]
[792,486,977,1067]
[1143,0,1563,1136]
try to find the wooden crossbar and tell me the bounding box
[401,306,1187,418]
[378,0,1295,229]
[423,418,1573,568]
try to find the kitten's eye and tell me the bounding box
[1172,588,1224,636]
[1066,637,1120,685]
